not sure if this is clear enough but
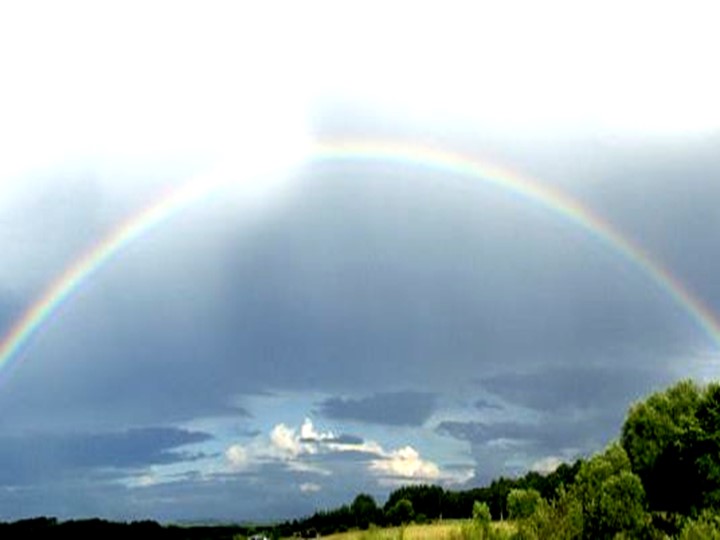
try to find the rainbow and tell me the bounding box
[1,140,719,377]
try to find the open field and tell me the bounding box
[318,520,517,540]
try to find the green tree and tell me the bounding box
[351,494,379,529]
[387,499,414,526]
[679,509,720,540]
[506,489,542,520]
[515,487,582,540]
[473,500,491,526]
[574,443,647,539]
[621,379,702,513]
[383,484,445,520]
[695,383,720,508]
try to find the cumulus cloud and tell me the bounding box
[224,418,468,487]
[225,419,338,474]
[369,446,439,481]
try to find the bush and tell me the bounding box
[680,510,720,540]
[507,489,542,520]
[514,488,582,540]
[473,501,491,527]
[387,499,414,526]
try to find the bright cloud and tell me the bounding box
[299,483,322,494]
[270,423,308,459]
[225,445,250,470]
[299,418,337,443]
[530,456,565,475]
[369,446,440,481]
[224,418,470,487]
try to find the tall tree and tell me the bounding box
[621,379,704,513]
[573,443,647,540]
[351,493,379,529]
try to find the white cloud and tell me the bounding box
[299,482,322,494]
[530,456,565,475]
[224,418,471,487]
[299,418,336,442]
[224,419,332,475]
[530,451,577,474]
[225,445,250,470]
[270,423,308,459]
[369,446,440,481]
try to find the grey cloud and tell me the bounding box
[437,410,620,484]
[1,158,705,436]
[474,398,503,411]
[437,416,611,453]
[318,391,437,426]
[0,427,212,486]
[300,433,365,446]
[477,365,674,413]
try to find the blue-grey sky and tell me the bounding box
[1,0,720,523]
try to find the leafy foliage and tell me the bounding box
[514,488,582,540]
[573,443,647,539]
[386,499,414,526]
[352,494,381,529]
[506,489,541,520]
[621,379,720,515]
[472,501,491,527]
[679,509,720,540]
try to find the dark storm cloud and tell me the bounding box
[577,136,720,312]
[434,363,682,481]
[0,156,703,434]
[0,427,212,486]
[474,398,503,411]
[476,364,674,413]
[318,391,437,426]
[437,415,616,486]
[437,413,617,455]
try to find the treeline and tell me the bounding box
[274,461,582,537]
[277,378,720,539]
[0,517,252,540]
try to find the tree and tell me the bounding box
[387,498,414,526]
[351,493,379,529]
[383,484,445,520]
[679,509,720,540]
[574,443,647,539]
[621,379,706,513]
[473,500,491,527]
[507,489,542,520]
[695,383,720,508]
[515,487,582,540]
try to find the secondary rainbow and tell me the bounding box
[1,140,719,378]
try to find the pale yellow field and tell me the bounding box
[318,520,517,540]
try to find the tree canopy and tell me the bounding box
[621,379,720,514]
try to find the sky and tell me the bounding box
[1,0,720,523]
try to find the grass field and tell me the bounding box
[318,520,517,540]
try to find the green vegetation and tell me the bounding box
[3,378,720,538]
[506,490,541,521]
